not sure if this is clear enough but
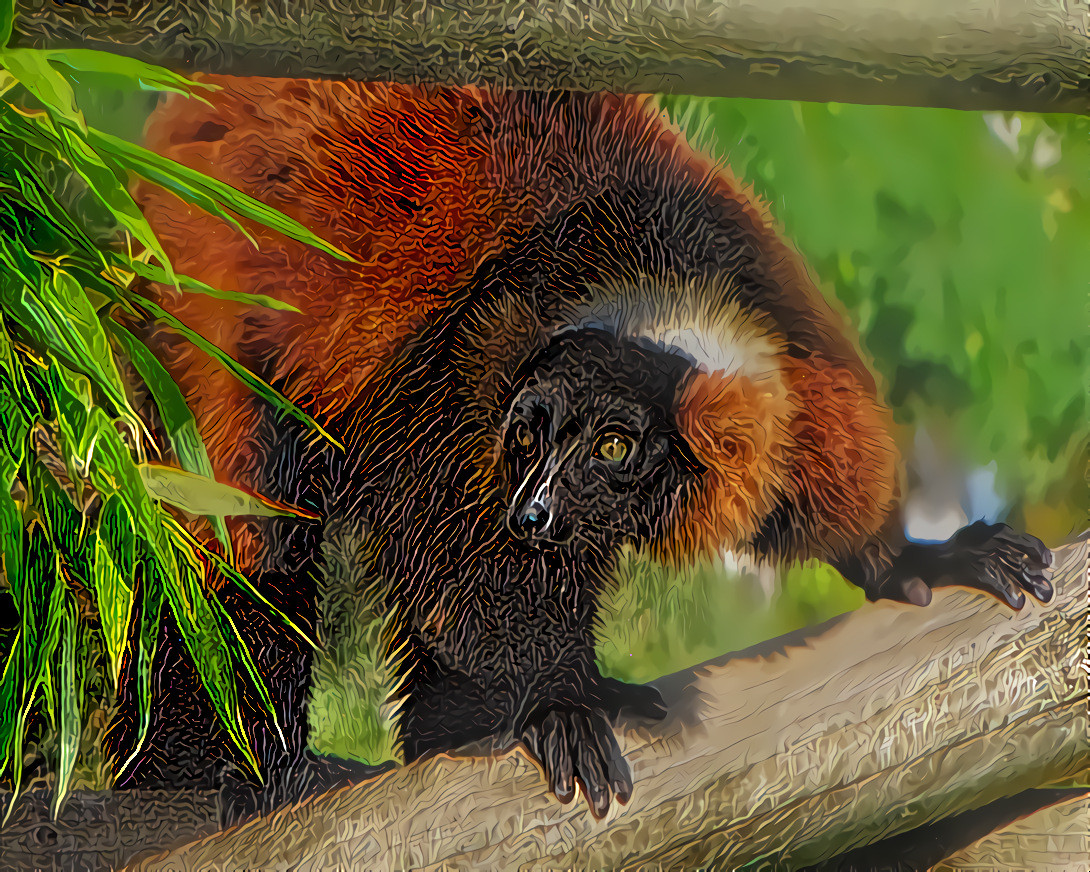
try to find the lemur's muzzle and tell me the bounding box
[508,443,577,545]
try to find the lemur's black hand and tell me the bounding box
[519,707,631,818]
[877,521,1053,608]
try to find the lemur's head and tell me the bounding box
[503,331,695,550]
[500,273,796,559]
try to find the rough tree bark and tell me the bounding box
[11,0,1090,113]
[113,537,1087,872]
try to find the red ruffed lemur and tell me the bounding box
[114,78,1053,821]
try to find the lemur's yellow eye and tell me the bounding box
[595,433,631,463]
[513,422,534,450]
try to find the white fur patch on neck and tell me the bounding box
[558,272,784,381]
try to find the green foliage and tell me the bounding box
[0,22,352,813]
[660,98,1088,542]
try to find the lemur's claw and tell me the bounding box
[882,521,1053,609]
[521,707,630,817]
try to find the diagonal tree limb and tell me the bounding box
[121,537,1088,871]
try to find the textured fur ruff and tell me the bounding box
[552,272,796,557]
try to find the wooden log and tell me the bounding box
[122,537,1088,871]
[932,791,1090,872]
[0,788,219,872]
[11,0,1090,114]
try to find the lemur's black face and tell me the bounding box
[502,331,696,553]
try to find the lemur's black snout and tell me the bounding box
[510,497,574,546]
[517,502,550,536]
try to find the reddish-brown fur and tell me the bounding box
[138,77,897,572]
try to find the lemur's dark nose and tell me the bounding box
[517,503,550,536]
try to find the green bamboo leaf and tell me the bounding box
[208,593,285,753]
[92,137,258,248]
[138,463,319,520]
[0,632,25,816]
[0,214,43,288]
[30,461,91,584]
[87,126,356,264]
[79,407,180,602]
[0,0,14,48]
[177,525,317,651]
[115,547,162,779]
[10,107,176,286]
[43,270,128,414]
[162,550,261,778]
[133,296,342,449]
[0,481,20,598]
[92,495,134,688]
[50,599,79,818]
[0,139,102,257]
[19,520,63,695]
[104,321,199,441]
[0,353,31,483]
[39,49,214,99]
[107,320,233,557]
[0,48,86,133]
[119,258,301,313]
[0,245,137,423]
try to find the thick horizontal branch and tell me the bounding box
[13,0,1090,113]
[125,538,1089,870]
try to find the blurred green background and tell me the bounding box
[78,87,1089,761]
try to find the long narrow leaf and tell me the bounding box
[115,550,161,779]
[11,107,176,286]
[80,406,179,588]
[88,126,355,264]
[133,296,341,449]
[0,479,20,597]
[0,0,14,48]
[161,550,261,778]
[0,632,25,821]
[2,269,134,424]
[5,523,64,817]
[0,138,103,258]
[44,270,134,419]
[119,258,301,313]
[178,526,318,651]
[40,50,214,99]
[92,495,135,689]
[139,463,319,520]
[50,599,79,818]
[0,48,86,133]
[208,593,286,754]
[107,321,232,557]
[31,461,91,584]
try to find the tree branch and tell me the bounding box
[12,0,1090,113]
[931,791,1090,872]
[122,537,1088,871]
